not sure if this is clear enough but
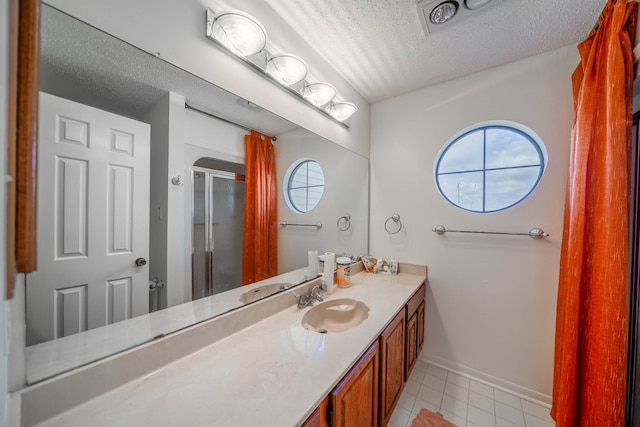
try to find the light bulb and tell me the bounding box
[266,54,308,86]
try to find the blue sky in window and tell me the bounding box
[485,129,541,169]
[438,171,484,211]
[438,130,483,173]
[437,127,543,212]
[485,167,541,211]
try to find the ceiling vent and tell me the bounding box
[417,0,503,35]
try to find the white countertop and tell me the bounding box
[35,270,425,427]
[26,268,310,383]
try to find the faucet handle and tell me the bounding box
[294,292,311,309]
[310,284,324,302]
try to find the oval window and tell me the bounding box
[284,159,325,213]
[434,121,547,213]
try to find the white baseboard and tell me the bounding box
[419,353,552,407]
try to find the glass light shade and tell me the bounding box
[465,0,491,10]
[430,1,459,24]
[326,102,358,122]
[266,54,308,86]
[210,10,267,57]
[302,82,337,107]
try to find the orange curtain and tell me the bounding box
[552,1,637,425]
[242,130,278,285]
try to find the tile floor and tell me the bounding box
[389,360,555,427]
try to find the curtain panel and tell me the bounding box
[552,1,638,425]
[242,130,278,285]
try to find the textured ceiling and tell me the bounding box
[39,5,299,136]
[266,0,608,103]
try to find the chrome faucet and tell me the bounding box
[310,284,324,302]
[295,284,325,309]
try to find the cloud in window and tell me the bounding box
[435,125,544,213]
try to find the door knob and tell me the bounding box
[135,257,147,267]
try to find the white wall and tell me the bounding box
[184,110,246,162]
[182,109,247,300]
[275,129,369,273]
[369,45,577,402]
[165,94,187,307]
[142,92,186,308]
[182,113,370,290]
[44,0,370,158]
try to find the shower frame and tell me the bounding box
[191,164,245,300]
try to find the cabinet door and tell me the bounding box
[380,310,406,427]
[405,312,417,381]
[417,301,425,354]
[302,396,329,427]
[331,341,379,427]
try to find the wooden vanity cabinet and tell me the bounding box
[308,282,426,427]
[330,341,380,427]
[405,283,426,380]
[379,309,406,427]
[417,300,425,354]
[301,396,329,427]
[405,312,418,379]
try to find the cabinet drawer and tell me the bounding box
[406,282,426,318]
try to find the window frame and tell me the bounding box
[283,158,325,214]
[433,120,548,213]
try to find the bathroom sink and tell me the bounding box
[302,299,369,333]
[239,283,293,304]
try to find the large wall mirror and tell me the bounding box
[25,4,368,384]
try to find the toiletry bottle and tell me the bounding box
[336,257,352,287]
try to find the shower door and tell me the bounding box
[192,168,245,300]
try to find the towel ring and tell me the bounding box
[384,214,402,234]
[337,214,351,231]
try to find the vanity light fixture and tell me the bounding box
[207,10,267,57]
[326,102,358,122]
[302,82,336,107]
[205,8,358,127]
[265,54,308,86]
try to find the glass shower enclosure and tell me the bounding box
[191,158,245,300]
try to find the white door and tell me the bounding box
[26,92,150,346]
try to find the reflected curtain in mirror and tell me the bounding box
[551,1,637,425]
[242,130,277,285]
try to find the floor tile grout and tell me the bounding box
[390,363,555,427]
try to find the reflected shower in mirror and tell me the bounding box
[26,4,368,383]
[191,158,246,300]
